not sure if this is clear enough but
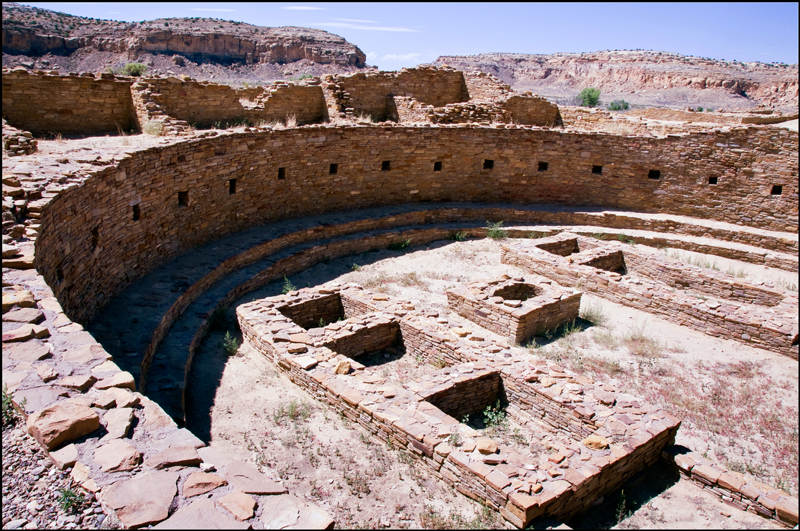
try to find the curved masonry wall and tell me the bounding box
[35,125,798,325]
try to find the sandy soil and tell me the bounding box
[186,237,796,529]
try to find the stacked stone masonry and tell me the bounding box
[29,124,797,328]
[446,276,582,345]
[236,283,683,528]
[501,233,798,358]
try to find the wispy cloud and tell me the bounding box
[190,8,237,12]
[315,22,419,32]
[282,6,324,10]
[382,53,421,61]
[366,51,379,61]
[334,18,378,23]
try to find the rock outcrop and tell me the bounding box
[433,50,798,110]
[2,3,366,68]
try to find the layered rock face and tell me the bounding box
[2,3,366,67]
[433,51,798,110]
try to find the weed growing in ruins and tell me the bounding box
[483,400,508,435]
[580,299,607,326]
[222,331,240,356]
[355,112,374,124]
[351,263,361,272]
[272,399,311,426]
[2,384,20,427]
[142,119,164,136]
[388,239,411,251]
[622,321,663,357]
[281,275,296,294]
[616,234,635,245]
[449,230,467,241]
[591,233,607,240]
[284,114,297,128]
[777,277,798,291]
[57,487,82,514]
[485,221,508,240]
[615,489,632,525]
[528,231,546,239]
[447,429,462,447]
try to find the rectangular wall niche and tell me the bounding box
[771,185,783,195]
[538,161,549,171]
[648,169,661,180]
[381,161,391,171]
[132,204,140,221]
[278,168,286,180]
[228,179,237,195]
[330,164,338,175]
[178,191,189,207]
[592,165,603,175]
[483,159,494,170]
[434,161,442,172]
[708,176,718,185]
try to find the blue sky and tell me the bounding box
[18,2,800,70]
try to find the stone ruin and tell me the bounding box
[2,64,798,528]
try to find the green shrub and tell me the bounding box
[485,221,508,240]
[222,331,240,356]
[697,106,704,112]
[449,231,467,241]
[58,488,82,513]
[123,62,147,76]
[2,384,19,427]
[578,87,601,107]
[607,99,629,111]
[281,275,296,294]
[387,239,411,251]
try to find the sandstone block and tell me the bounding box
[7,341,50,361]
[55,374,96,391]
[261,494,334,529]
[226,460,286,495]
[217,490,256,521]
[776,497,799,526]
[476,437,498,454]
[34,364,57,382]
[94,371,136,391]
[94,439,141,472]
[182,472,227,498]
[582,434,610,450]
[2,290,35,312]
[334,360,351,374]
[146,445,202,470]
[49,443,78,469]
[27,402,100,450]
[154,497,248,529]
[101,471,178,528]
[101,407,135,441]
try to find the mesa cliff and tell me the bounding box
[2,3,366,80]
[432,51,798,111]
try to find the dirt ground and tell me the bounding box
[185,237,797,529]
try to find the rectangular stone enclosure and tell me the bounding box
[502,233,798,359]
[446,275,581,344]
[237,282,681,528]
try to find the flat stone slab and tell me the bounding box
[182,472,227,498]
[94,439,141,472]
[146,445,202,470]
[49,443,78,470]
[54,373,96,391]
[101,471,178,528]
[101,407,135,441]
[94,387,140,409]
[2,323,49,342]
[94,371,135,391]
[154,497,248,529]
[261,494,334,530]
[217,491,256,521]
[3,307,44,323]
[62,344,110,365]
[6,341,50,361]
[26,402,100,450]
[226,460,287,495]
[14,385,67,414]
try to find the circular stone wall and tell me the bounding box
[35,125,798,323]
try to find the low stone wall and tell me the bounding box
[237,284,683,528]
[2,68,137,135]
[663,447,798,527]
[502,233,799,358]
[447,276,581,344]
[2,118,37,156]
